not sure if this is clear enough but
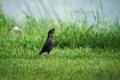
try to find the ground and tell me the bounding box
[0,47,120,80]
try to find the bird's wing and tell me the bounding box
[41,40,52,52]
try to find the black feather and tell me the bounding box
[39,29,55,55]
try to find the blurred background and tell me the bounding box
[1,0,120,24]
[0,0,120,48]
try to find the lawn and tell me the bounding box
[0,46,120,80]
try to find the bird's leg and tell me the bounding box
[47,51,50,54]
[39,53,41,55]
[39,52,42,55]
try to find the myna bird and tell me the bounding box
[39,28,55,55]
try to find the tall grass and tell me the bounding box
[0,0,120,49]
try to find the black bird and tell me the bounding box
[39,28,55,55]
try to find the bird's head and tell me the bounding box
[48,28,55,35]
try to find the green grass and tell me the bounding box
[0,47,120,80]
[0,24,120,80]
